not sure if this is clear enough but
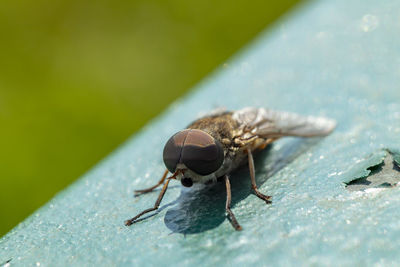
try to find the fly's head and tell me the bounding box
[163,129,224,187]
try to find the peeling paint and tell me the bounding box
[345,149,400,191]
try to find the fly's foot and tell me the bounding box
[124,219,134,226]
[254,190,272,204]
[133,190,150,197]
[264,198,272,205]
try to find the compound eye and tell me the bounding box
[181,129,224,175]
[162,131,189,173]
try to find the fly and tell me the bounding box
[124,107,336,230]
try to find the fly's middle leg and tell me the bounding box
[246,147,272,204]
[224,175,242,231]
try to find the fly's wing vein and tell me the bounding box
[232,107,336,138]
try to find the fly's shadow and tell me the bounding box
[164,137,321,234]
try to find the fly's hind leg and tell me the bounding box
[246,147,272,204]
[224,175,242,231]
[134,169,169,196]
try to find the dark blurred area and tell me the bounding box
[0,0,301,236]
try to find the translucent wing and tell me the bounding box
[232,107,336,138]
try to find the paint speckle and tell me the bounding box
[360,14,379,32]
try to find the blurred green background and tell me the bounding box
[0,0,301,237]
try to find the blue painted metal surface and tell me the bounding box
[1,0,400,265]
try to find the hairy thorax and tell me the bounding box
[184,112,268,184]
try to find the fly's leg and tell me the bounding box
[225,175,242,231]
[134,169,169,196]
[125,178,171,226]
[246,147,272,204]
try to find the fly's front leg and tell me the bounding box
[134,169,169,196]
[224,175,242,231]
[246,147,272,204]
[125,178,172,226]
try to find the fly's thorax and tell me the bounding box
[187,112,239,148]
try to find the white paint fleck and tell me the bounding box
[364,187,385,195]
[360,14,379,32]
[328,172,337,177]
